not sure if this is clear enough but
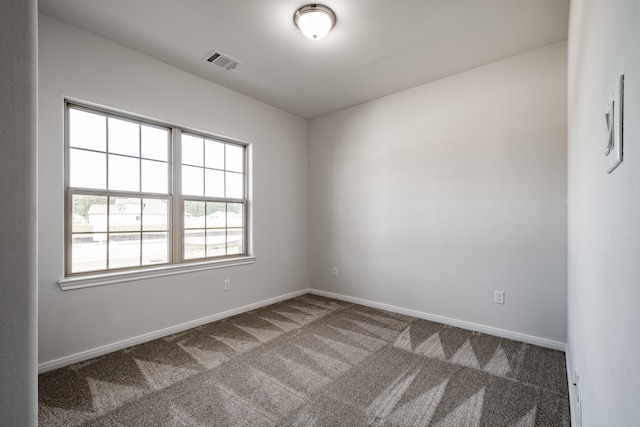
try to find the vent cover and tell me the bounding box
[203,50,242,70]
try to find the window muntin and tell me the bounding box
[180,134,245,199]
[70,194,171,274]
[65,103,248,277]
[183,201,245,260]
[68,108,170,193]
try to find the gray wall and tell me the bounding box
[567,0,640,425]
[310,43,568,346]
[0,0,38,425]
[38,15,309,366]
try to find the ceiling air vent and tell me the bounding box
[203,50,242,70]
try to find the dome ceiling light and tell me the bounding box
[294,4,336,40]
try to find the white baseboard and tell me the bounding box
[38,289,308,373]
[39,287,567,373]
[309,289,567,351]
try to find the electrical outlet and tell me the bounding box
[494,290,505,304]
[224,279,231,291]
[332,268,338,277]
[604,74,624,173]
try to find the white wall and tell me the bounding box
[310,43,568,346]
[0,0,38,424]
[567,1,640,425]
[38,15,309,366]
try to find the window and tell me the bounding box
[65,103,248,277]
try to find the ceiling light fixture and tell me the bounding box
[294,4,336,40]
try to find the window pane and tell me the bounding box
[108,155,140,192]
[182,165,203,196]
[69,108,106,151]
[70,149,106,189]
[227,229,244,255]
[71,233,107,273]
[142,232,168,265]
[87,198,108,232]
[206,201,224,216]
[109,198,141,232]
[108,117,139,157]
[141,159,168,194]
[141,125,168,161]
[184,229,205,259]
[182,134,203,166]
[109,233,141,269]
[142,199,168,231]
[226,144,244,173]
[206,203,226,228]
[72,195,107,233]
[225,172,244,199]
[227,203,243,227]
[205,169,224,198]
[205,139,224,169]
[184,201,205,228]
[206,229,226,257]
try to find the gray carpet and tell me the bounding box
[39,294,570,426]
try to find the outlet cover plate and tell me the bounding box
[605,74,624,173]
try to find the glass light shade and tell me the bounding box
[294,5,336,40]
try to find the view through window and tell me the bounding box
[66,103,248,275]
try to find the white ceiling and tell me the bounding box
[38,0,569,119]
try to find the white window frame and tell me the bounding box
[59,101,254,290]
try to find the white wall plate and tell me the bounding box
[605,75,624,174]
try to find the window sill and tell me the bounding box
[58,256,256,291]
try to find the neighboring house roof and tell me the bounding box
[88,198,167,216]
